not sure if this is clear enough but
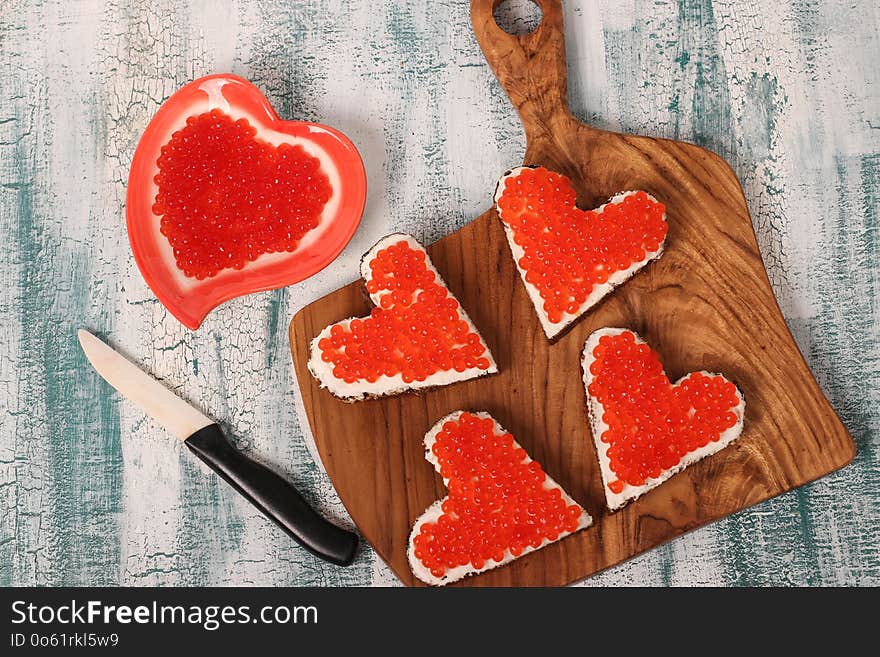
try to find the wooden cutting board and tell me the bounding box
[289,0,855,586]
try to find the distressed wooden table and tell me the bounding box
[1,0,877,586]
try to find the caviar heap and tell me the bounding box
[153,108,332,279]
[317,240,491,385]
[586,330,741,493]
[412,412,585,581]
[495,167,667,325]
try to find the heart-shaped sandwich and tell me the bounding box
[408,411,592,586]
[127,74,366,329]
[582,328,746,510]
[309,234,498,401]
[495,166,668,339]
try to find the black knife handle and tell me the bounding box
[185,424,358,566]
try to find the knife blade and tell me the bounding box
[77,329,358,566]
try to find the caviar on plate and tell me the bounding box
[412,412,584,580]
[587,330,741,492]
[496,167,668,324]
[153,108,332,279]
[317,240,492,384]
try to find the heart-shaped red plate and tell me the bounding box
[127,74,367,329]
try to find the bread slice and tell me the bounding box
[494,166,667,340]
[308,234,497,401]
[581,327,746,511]
[408,411,592,586]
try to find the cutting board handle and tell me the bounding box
[471,0,592,149]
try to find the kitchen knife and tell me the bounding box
[77,329,359,566]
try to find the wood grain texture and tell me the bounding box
[290,0,856,586]
[1,0,877,586]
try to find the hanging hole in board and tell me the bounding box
[493,0,543,36]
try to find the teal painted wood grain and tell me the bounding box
[0,0,877,586]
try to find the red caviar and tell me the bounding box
[153,108,332,279]
[318,240,491,384]
[412,413,583,579]
[587,331,741,489]
[496,167,667,323]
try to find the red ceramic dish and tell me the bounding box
[127,74,367,329]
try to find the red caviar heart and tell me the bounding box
[495,166,668,337]
[154,109,333,279]
[582,328,745,510]
[308,235,497,401]
[408,411,591,585]
[127,74,366,329]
